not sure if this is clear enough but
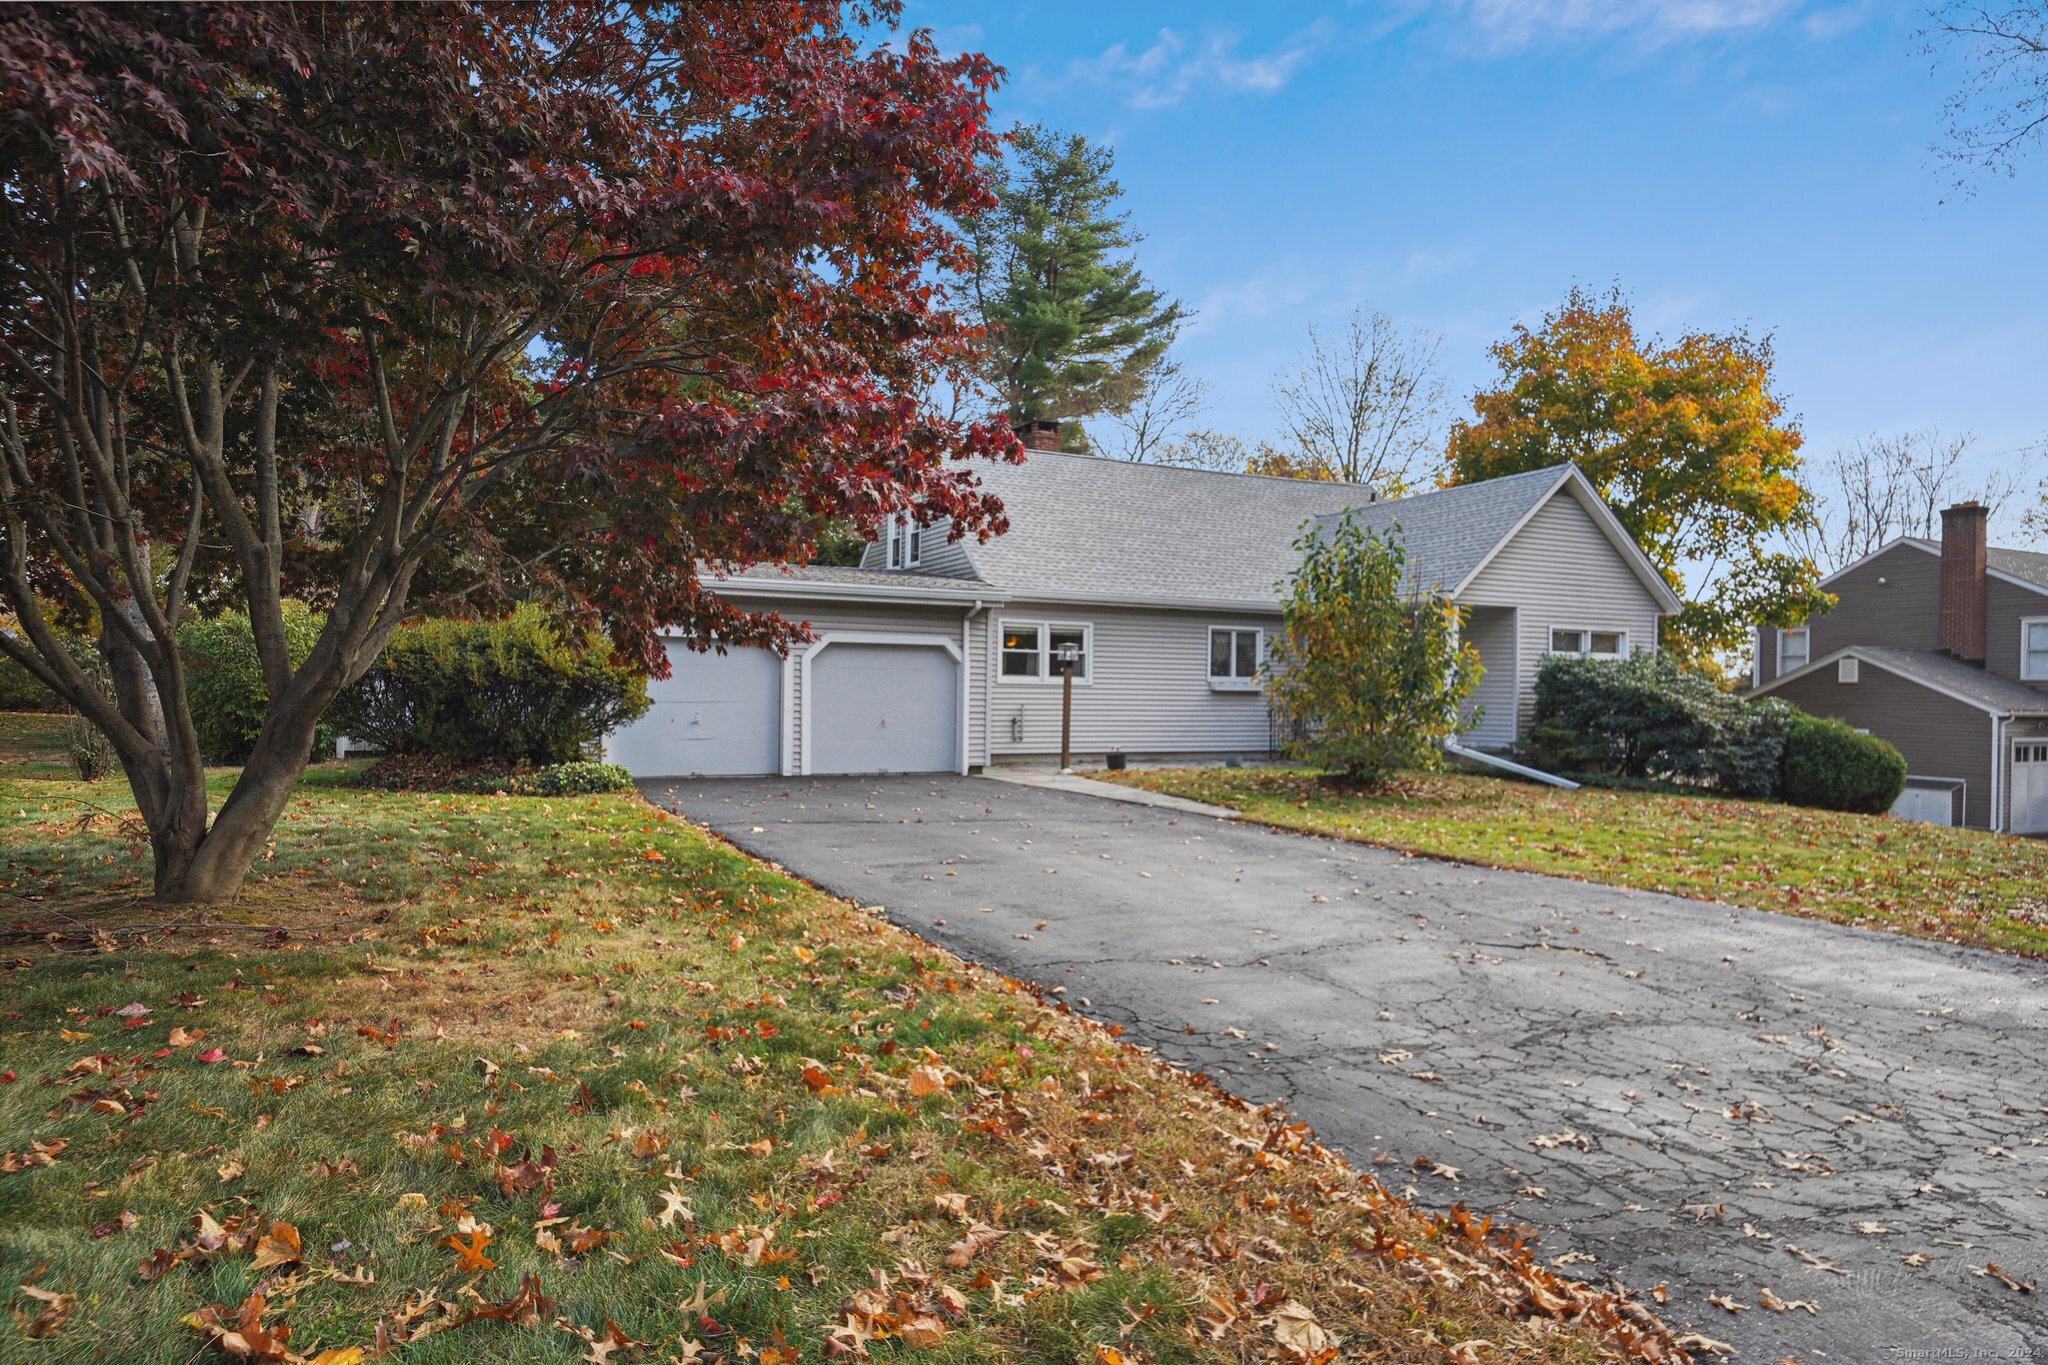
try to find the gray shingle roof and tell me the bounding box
[1991,546,2048,591]
[959,453,1371,605]
[1826,646,2048,714]
[1308,464,1578,595]
[1898,537,2048,594]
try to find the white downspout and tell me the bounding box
[1992,714,2005,832]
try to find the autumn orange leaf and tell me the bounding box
[445,1228,496,1274]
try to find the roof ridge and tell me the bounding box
[1005,448,1378,492]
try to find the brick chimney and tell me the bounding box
[1939,501,1989,662]
[1014,419,1062,452]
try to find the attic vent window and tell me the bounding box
[1838,657,1860,684]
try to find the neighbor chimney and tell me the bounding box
[1939,501,1989,662]
[1015,419,1063,452]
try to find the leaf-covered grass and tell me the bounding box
[1105,765,2048,958]
[0,714,1678,1363]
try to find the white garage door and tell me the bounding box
[2013,743,2048,835]
[809,642,957,774]
[1890,784,1956,826]
[606,643,780,777]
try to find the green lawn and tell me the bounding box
[1105,765,2048,958]
[0,714,1677,1363]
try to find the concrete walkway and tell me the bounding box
[978,766,1241,819]
[644,773,2048,1362]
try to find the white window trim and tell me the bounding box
[1207,626,1264,691]
[884,513,923,570]
[1546,625,1630,661]
[996,618,1092,685]
[2021,616,2048,681]
[1779,626,1811,673]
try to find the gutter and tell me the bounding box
[1444,741,1581,790]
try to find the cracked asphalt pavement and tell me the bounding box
[646,774,2048,1362]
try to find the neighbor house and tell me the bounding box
[1749,502,2048,832]
[603,426,1680,778]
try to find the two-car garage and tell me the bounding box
[604,628,965,779]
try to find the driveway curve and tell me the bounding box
[646,774,2048,1361]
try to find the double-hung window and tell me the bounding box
[2023,618,2048,681]
[1778,626,1810,673]
[1209,627,1262,690]
[1548,627,1629,659]
[999,620,1089,682]
[884,514,922,570]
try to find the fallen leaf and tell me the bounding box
[18,1283,75,1339]
[445,1227,495,1274]
[1708,1293,1747,1314]
[1760,1286,1817,1314]
[1265,1299,1339,1359]
[250,1220,302,1272]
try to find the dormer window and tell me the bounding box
[884,513,922,570]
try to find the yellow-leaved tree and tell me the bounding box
[1445,285,1831,668]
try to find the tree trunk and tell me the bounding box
[148,699,326,905]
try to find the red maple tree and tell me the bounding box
[0,2,1018,901]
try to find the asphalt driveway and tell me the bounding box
[646,773,2048,1361]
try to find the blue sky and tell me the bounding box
[911,0,2046,527]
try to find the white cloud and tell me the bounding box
[1433,0,1800,50]
[1067,20,1338,110]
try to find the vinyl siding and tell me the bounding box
[1456,492,1668,740]
[1784,544,1943,683]
[1985,576,2048,693]
[1765,662,1997,828]
[983,603,1282,761]
[1460,606,1519,749]
[856,530,980,581]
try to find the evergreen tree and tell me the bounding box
[963,125,1185,434]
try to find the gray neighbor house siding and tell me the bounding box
[1764,662,1995,828]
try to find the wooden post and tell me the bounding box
[1060,664,1074,773]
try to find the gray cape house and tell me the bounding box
[602,448,1679,778]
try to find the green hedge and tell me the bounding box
[461,761,637,796]
[330,606,648,766]
[1524,652,1789,797]
[179,603,332,763]
[1781,713,1907,814]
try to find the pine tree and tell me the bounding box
[963,125,1185,433]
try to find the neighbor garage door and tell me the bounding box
[2013,742,2048,835]
[809,642,957,774]
[606,643,781,777]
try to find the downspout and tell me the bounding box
[1443,740,1581,789]
[1992,713,2006,833]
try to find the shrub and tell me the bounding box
[1525,652,1788,796]
[330,606,649,766]
[498,762,636,796]
[1265,515,1482,786]
[1,652,62,712]
[179,603,332,763]
[1781,713,1906,814]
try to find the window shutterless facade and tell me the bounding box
[1778,626,1810,672]
[1208,627,1262,690]
[884,514,922,570]
[997,620,1090,682]
[1547,627,1628,659]
[2022,618,2048,681]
